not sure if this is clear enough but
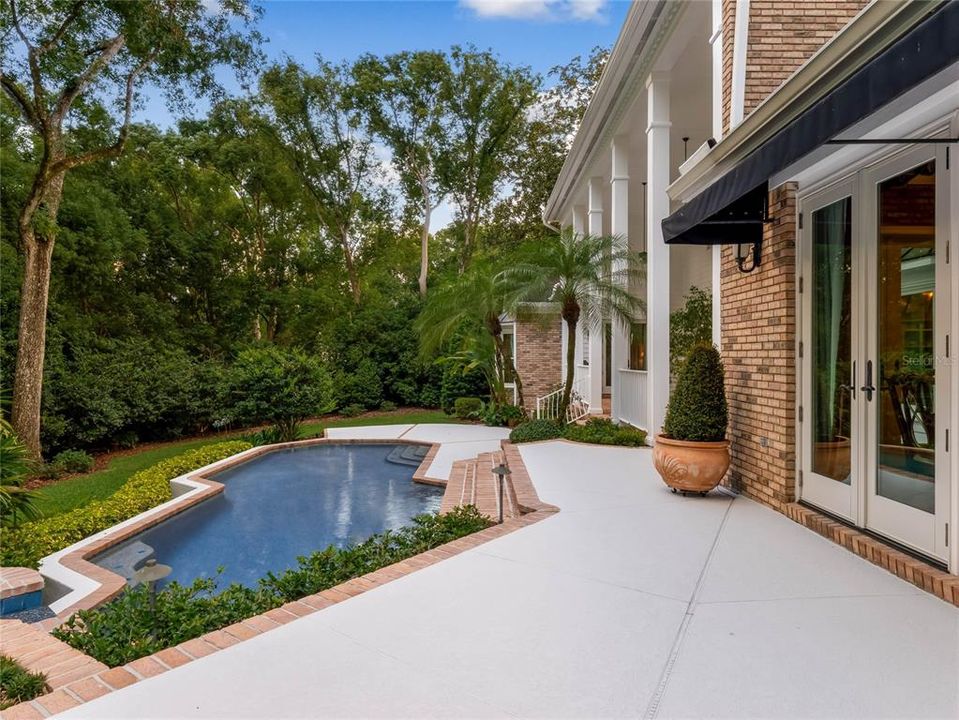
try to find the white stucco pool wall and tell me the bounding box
[39,425,508,616]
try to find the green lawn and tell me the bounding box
[33,410,453,518]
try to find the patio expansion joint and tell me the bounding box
[643,496,737,720]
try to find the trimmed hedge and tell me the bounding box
[53,506,492,667]
[0,656,48,710]
[510,418,647,447]
[509,419,563,443]
[0,441,251,569]
[453,397,483,419]
[663,343,727,442]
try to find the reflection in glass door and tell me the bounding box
[801,188,857,521]
[875,161,936,514]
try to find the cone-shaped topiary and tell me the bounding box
[663,343,727,442]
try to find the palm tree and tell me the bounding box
[415,262,524,407]
[0,406,40,527]
[506,228,645,421]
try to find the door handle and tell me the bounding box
[860,359,876,401]
[839,361,857,399]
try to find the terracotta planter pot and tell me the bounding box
[814,436,851,482]
[653,434,730,494]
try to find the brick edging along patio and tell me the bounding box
[1,442,554,720]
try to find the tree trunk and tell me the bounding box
[418,177,430,298]
[12,169,65,459]
[560,316,578,423]
[340,228,361,304]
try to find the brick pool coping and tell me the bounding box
[1,442,553,719]
[41,436,445,624]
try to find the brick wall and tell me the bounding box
[515,316,562,412]
[720,182,797,511]
[744,1,867,117]
[722,0,866,134]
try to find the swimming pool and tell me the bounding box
[92,443,442,589]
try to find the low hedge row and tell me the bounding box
[53,506,493,667]
[509,418,647,447]
[0,441,252,569]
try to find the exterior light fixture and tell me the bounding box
[735,240,762,273]
[133,558,172,610]
[491,463,511,524]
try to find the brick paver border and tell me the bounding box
[785,503,959,608]
[1,442,555,719]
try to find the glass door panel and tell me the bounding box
[801,187,857,522]
[811,197,854,486]
[875,160,937,514]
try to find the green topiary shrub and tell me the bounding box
[379,400,398,412]
[0,441,252,569]
[1,655,49,710]
[662,343,727,442]
[563,418,647,447]
[453,397,483,419]
[51,449,95,474]
[509,419,564,443]
[53,506,492,667]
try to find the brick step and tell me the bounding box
[439,451,519,523]
[0,618,107,691]
[440,458,474,515]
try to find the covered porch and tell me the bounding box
[544,1,719,436]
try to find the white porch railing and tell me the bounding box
[616,368,648,431]
[535,372,590,424]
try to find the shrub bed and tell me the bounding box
[453,397,483,419]
[0,441,251,569]
[0,656,48,710]
[510,418,647,447]
[508,419,563,443]
[53,506,492,667]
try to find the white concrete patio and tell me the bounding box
[58,435,959,719]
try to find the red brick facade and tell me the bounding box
[721,0,867,135]
[720,183,798,510]
[514,315,562,412]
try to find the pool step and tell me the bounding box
[385,444,429,467]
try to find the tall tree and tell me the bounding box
[443,46,537,270]
[0,0,261,456]
[352,51,452,297]
[261,58,385,305]
[507,229,644,421]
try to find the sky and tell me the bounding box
[140,0,632,227]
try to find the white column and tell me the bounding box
[570,205,587,386]
[646,72,671,437]
[710,0,723,350]
[587,177,605,413]
[712,245,722,348]
[571,206,586,236]
[610,138,630,421]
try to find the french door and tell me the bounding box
[801,144,952,561]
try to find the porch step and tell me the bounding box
[439,451,518,522]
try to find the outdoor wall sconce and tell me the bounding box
[735,239,762,274]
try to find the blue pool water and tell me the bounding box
[93,443,442,589]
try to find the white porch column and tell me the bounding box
[570,205,588,387]
[646,72,671,437]
[610,139,630,420]
[587,177,605,413]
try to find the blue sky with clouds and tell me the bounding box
[141,0,629,125]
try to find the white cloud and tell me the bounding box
[460,0,608,22]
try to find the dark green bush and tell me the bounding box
[663,343,727,442]
[53,506,492,666]
[509,419,563,443]
[562,418,647,447]
[439,362,488,414]
[246,426,285,447]
[453,397,483,419]
[340,403,365,418]
[52,449,95,474]
[483,403,526,428]
[379,400,398,412]
[228,347,334,441]
[336,359,384,410]
[1,655,49,710]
